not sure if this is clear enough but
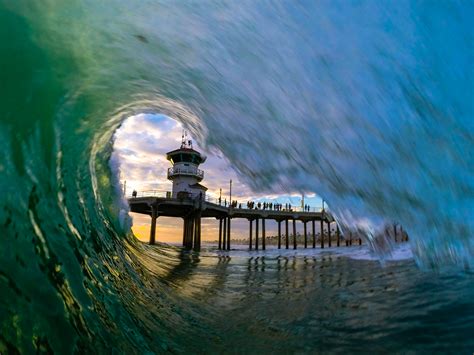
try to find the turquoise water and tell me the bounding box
[0,1,473,353]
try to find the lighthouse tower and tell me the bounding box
[166,132,207,199]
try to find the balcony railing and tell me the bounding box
[167,167,204,179]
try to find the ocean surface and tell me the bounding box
[0,1,473,353]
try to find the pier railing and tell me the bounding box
[127,190,170,198]
[127,190,325,213]
[167,167,204,179]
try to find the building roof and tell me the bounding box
[166,147,207,164]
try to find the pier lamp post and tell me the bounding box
[229,179,232,208]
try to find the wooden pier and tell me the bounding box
[129,196,341,251]
[126,136,408,251]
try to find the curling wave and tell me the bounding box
[0,1,472,352]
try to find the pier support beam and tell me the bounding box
[193,213,201,251]
[312,220,316,248]
[277,221,282,249]
[183,219,187,248]
[222,217,227,250]
[262,218,266,250]
[255,218,259,250]
[320,219,324,249]
[336,225,340,247]
[249,219,253,250]
[293,219,297,249]
[183,217,194,249]
[182,218,186,247]
[303,221,308,248]
[218,218,223,250]
[227,217,231,250]
[285,219,289,249]
[188,218,193,249]
[327,221,332,247]
[149,205,158,245]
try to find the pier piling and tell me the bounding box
[285,219,289,249]
[182,218,186,247]
[320,219,324,249]
[255,218,259,250]
[222,217,227,251]
[227,217,231,250]
[193,213,201,251]
[249,219,253,250]
[218,218,223,250]
[293,219,297,249]
[149,205,158,245]
[328,222,332,247]
[262,218,266,250]
[184,217,194,249]
[304,221,308,248]
[312,220,316,248]
[277,221,282,249]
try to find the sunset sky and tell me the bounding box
[113,114,324,244]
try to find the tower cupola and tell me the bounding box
[166,132,207,199]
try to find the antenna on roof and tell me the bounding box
[181,129,186,148]
[181,130,193,149]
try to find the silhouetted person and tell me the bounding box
[132,190,137,198]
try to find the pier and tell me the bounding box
[126,133,407,251]
[128,195,337,251]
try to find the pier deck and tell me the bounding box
[129,197,341,251]
[129,197,334,221]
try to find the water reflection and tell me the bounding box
[154,247,473,353]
